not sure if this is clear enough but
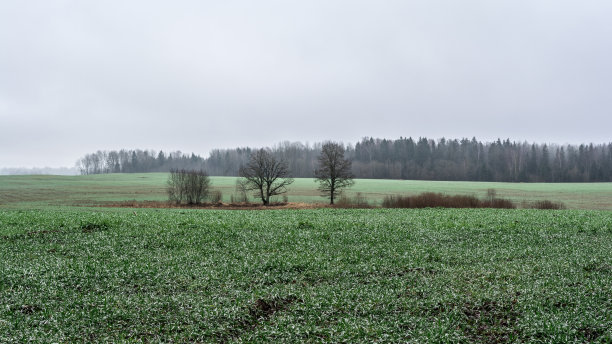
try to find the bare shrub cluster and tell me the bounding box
[335,192,372,208]
[531,200,566,210]
[167,169,211,205]
[481,198,516,209]
[209,190,223,204]
[382,192,516,209]
[231,179,250,203]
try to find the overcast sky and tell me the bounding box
[1,1,611,167]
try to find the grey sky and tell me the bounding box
[1,1,611,167]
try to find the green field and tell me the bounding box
[1,173,612,209]
[2,174,612,342]
[1,208,611,342]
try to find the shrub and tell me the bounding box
[382,192,516,209]
[234,179,249,203]
[209,190,223,204]
[336,194,352,207]
[354,192,369,207]
[532,200,566,210]
[481,198,516,209]
[335,192,372,208]
[167,169,211,205]
[381,195,407,208]
[486,188,497,202]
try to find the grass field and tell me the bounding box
[1,173,612,209]
[2,174,612,342]
[1,208,611,342]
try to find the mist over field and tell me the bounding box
[0,167,78,176]
[1,1,612,168]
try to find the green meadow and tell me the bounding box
[1,174,612,342]
[2,208,612,342]
[1,173,612,209]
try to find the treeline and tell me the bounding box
[352,137,612,182]
[77,137,612,182]
[77,150,207,175]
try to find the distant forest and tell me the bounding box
[77,137,612,182]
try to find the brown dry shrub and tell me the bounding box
[382,192,516,209]
[335,192,372,208]
[482,198,517,209]
[531,200,566,210]
[209,190,223,203]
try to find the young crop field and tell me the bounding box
[1,208,612,342]
[1,173,612,209]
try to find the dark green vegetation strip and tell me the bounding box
[1,209,612,342]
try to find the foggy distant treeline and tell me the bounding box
[77,137,612,182]
[0,167,78,176]
[350,137,612,182]
[77,150,207,175]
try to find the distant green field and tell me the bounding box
[1,208,611,342]
[1,173,612,209]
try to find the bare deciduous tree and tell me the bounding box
[315,142,354,205]
[238,149,293,205]
[167,169,211,205]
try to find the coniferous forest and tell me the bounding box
[77,137,612,182]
